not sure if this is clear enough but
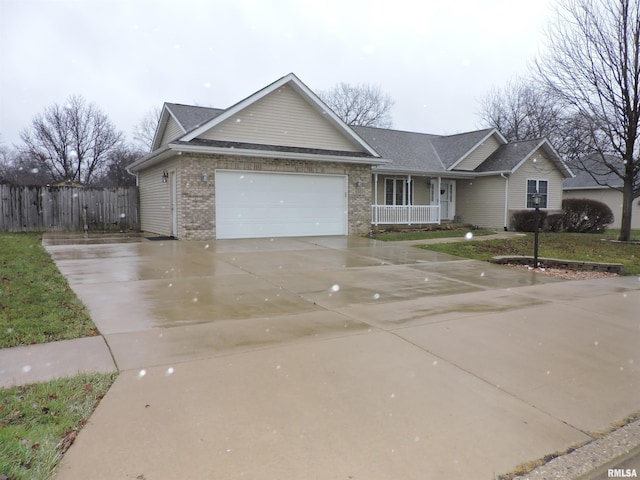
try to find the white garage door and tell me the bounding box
[215,170,348,239]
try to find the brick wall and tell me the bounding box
[178,153,373,240]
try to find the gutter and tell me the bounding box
[173,143,389,165]
[127,143,389,173]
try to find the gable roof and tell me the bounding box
[132,73,572,180]
[353,126,561,177]
[151,104,224,151]
[352,126,444,173]
[131,74,387,173]
[441,129,507,169]
[475,138,573,178]
[166,103,224,132]
[563,154,622,189]
[182,73,378,157]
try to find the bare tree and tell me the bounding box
[318,83,394,128]
[93,145,142,188]
[479,78,557,141]
[20,95,123,185]
[535,0,640,241]
[478,78,596,163]
[133,106,162,151]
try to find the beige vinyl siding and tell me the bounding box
[139,158,181,236]
[413,177,430,205]
[160,116,184,147]
[564,188,640,229]
[454,135,502,171]
[508,151,564,213]
[199,85,362,152]
[455,176,507,228]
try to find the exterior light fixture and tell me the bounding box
[161,170,169,183]
[355,179,363,187]
[202,173,209,182]
[532,191,542,268]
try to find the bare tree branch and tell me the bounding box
[19,95,123,185]
[534,0,640,241]
[318,82,394,128]
[133,106,162,151]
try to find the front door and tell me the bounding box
[432,179,455,221]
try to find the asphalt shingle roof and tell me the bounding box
[165,103,224,133]
[474,139,542,172]
[160,103,561,177]
[352,126,500,173]
[563,154,623,188]
[431,128,495,168]
[352,126,443,172]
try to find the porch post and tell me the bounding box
[374,173,378,205]
[406,175,412,224]
[437,176,442,224]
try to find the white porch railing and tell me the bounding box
[372,205,440,225]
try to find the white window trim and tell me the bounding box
[526,178,549,209]
[384,177,413,206]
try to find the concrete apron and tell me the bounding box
[42,236,640,480]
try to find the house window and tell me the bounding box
[385,178,412,205]
[526,179,548,208]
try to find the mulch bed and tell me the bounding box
[508,263,618,280]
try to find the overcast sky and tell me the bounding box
[0,0,553,148]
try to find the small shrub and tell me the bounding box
[562,198,614,233]
[545,213,565,232]
[511,210,548,232]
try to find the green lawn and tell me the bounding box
[372,227,496,241]
[0,234,115,479]
[420,231,640,275]
[0,233,97,348]
[0,372,116,480]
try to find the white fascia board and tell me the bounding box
[171,143,389,165]
[448,129,507,170]
[150,104,186,152]
[285,76,380,157]
[372,168,507,178]
[180,73,380,158]
[511,139,574,178]
[127,146,174,172]
[181,75,293,141]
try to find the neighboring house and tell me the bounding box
[127,73,573,240]
[563,157,640,229]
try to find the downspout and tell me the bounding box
[501,173,509,230]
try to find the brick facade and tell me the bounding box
[177,153,373,240]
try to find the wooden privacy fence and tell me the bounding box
[0,185,140,233]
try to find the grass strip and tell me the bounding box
[0,372,117,480]
[0,233,98,348]
[419,232,640,275]
[372,227,495,241]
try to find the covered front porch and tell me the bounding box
[371,173,456,226]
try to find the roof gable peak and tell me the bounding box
[181,73,378,157]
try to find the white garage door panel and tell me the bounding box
[215,171,348,239]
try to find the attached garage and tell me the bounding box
[215,170,348,239]
[128,73,385,240]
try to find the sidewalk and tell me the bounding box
[0,336,116,388]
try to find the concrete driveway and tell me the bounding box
[44,235,640,480]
